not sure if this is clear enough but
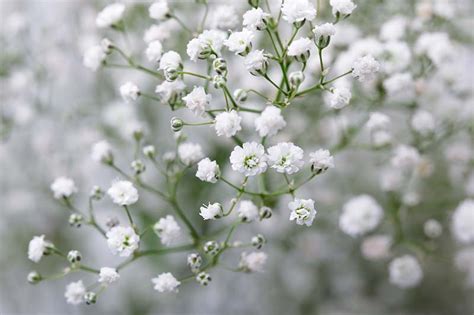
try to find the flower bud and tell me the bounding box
[100,38,114,54]
[69,213,83,228]
[187,253,202,273]
[212,75,226,89]
[163,151,177,163]
[131,159,146,175]
[132,126,144,142]
[27,271,42,284]
[234,89,248,103]
[259,206,272,220]
[248,0,259,8]
[84,292,97,305]
[106,216,120,229]
[251,234,266,249]
[170,117,184,132]
[213,58,227,75]
[67,250,82,264]
[90,185,103,200]
[196,272,212,286]
[289,71,305,89]
[203,241,220,256]
[143,145,156,159]
[164,67,179,81]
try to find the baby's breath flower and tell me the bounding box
[51,177,77,199]
[452,199,474,244]
[96,3,125,28]
[287,37,313,62]
[389,255,423,288]
[187,253,202,273]
[178,142,204,165]
[243,8,270,31]
[91,140,113,164]
[255,106,286,137]
[281,0,316,25]
[64,280,86,305]
[330,0,357,16]
[200,202,223,220]
[239,251,267,272]
[106,226,139,257]
[28,235,53,263]
[196,272,212,286]
[203,241,220,255]
[238,200,260,222]
[328,87,351,109]
[360,235,392,261]
[119,82,140,103]
[214,110,242,137]
[153,215,181,246]
[67,250,82,264]
[230,142,267,177]
[339,195,383,237]
[149,0,170,21]
[196,158,220,183]
[289,198,317,226]
[244,49,268,75]
[68,213,83,228]
[107,180,139,206]
[424,219,443,238]
[145,40,163,62]
[98,267,120,286]
[182,86,211,116]
[152,272,180,293]
[352,55,380,82]
[309,149,334,174]
[224,29,254,56]
[267,142,304,174]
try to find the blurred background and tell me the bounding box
[1,0,473,314]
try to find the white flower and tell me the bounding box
[371,130,392,147]
[328,87,351,109]
[83,45,106,71]
[119,82,140,103]
[313,23,336,40]
[96,3,125,28]
[424,219,443,238]
[186,30,227,61]
[238,200,259,222]
[361,235,392,261]
[309,149,334,173]
[106,226,139,257]
[153,215,181,246]
[389,255,423,288]
[98,267,120,285]
[415,32,454,66]
[196,158,220,183]
[28,235,52,263]
[383,72,415,101]
[267,142,304,174]
[380,168,403,191]
[329,0,357,16]
[107,180,138,206]
[289,198,317,226]
[149,0,169,21]
[178,142,204,165]
[155,80,186,103]
[230,142,267,177]
[51,177,77,199]
[91,140,113,163]
[152,272,180,293]
[244,49,268,75]
[145,40,163,62]
[214,110,242,137]
[380,16,408,41]
[366,112,390,131]
[390,145,421,170]
[200,202,223,220]
[224,29,254,55]
[287,37,313,60]
[411,110,435,136]
[182,86,211,116]
[281,0,316,24]
[143,20,179,43]
[452,199,474,244]
[211,5,239,30]
[239,252,267,272]
[339,195,384,237]
[159,51,182,71]
[64,280,86,305]
[255,106,286,137]
[352,55,380,82]
[243,8,270,31]
[382,41,412,74]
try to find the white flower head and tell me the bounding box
[361,235,392,261]
[182,86,211,116]
[339,195,384,237]
[186,30,227,61]
[200,202,223,220]
[149,0,170,21]
[255,106,286,137]
[96,3,125,28]
[145,40,163,62]
[224,29,254,55]
[328,87,351,109]
[330,0,357,16]
[452,199,474,244]
[281,0,316,24]
[28,235,52,263]
[230,142,267,177]
[178,142,204,165]
[83,45,106,71]
[211,5,239,30]
[313,23,336,40]
[390,145,421,170]
[366,112,391,131]
[155,80,186,104]
[106,226,139,257]
[98,267,120,285]
[152,272,180,293]
[289,198,317,226]
[243,8,270,31]
[107,180,138,206]
[267,142,304,174]
[196,158,220,183]
[120,82,140,103]
[411,110,435,136]
[153,215,181,246]
[91,140,113,164]
[214,110,242,137]
[287,37,313,61]
[64,280,86,305]
[424,219,443,239]
[309,149,334,173]
[159,51,182,72]
[244,49,268,75]
[238,200,260,222]
[51,177,77,199]
[352,55,380,82]
[239,251,267,272]
[389,255,423,288]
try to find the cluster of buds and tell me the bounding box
[187,253,202,273]
[203,241,220,256]
[69,213,83,228]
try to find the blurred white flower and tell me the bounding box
[159,51,182,71]
[352,55,380,82]
[230,142,267,176]
[339,195,383,237]
[238,200,260,222]
[145,40,163,62]
[389,255,423,289]
[155,80,186,103]
[107,181,138,206]
[255,106,286,137]
[149,0,170,21]
[152,272,180,293]
[154,215,181,246]
[366,112,390,131]
[239,251,267,272]
[214,110,242,137]
[411,110,435,136]
[51,177,77,199]
[289,198,317,226]
[361,235,391,261]
[391,145,421,170]
[98,267,120,286]
[91,140,113,164]
[330,0,357,16]
[328,87,351,109]
[211,5,239,30]
[178,142,204,165]
[309,149,334,173]
[267,142,304,174]
[64,280,86,305]
[313,23,336,41]
[119,82,140,103]
[424,219,443,238]
[96,3,125,28]
[452,199,474,244]
[83,45,106,71]
[106,226,139,257]
[182,86,211,116]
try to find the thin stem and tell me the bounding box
[171,14,193,34]
[322,69,353,86]
[183,121,214,127]
[178,71,211,80]
[123,205,137,232]
[263,74,288,96]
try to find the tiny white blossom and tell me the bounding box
[243,8,270,31]
[120,82,140,103]
[361,235,392,261]
[106,226,139,257]
[309,149,334,173]
[383,72,415,101]
[230,142,267,177]
[149,0,169,21]
[211,5,239,30]
[339,195,384,237]
[244,49,268,75]
[424,219,443,239]
[98,267,120,285]
[313,23,336,40]
[214,110,242,137]
[155,80,186,103]
[159,51,182,71]
[329,0,357,16]
[411,110,435,136]
[452,199,474,244]
[28,235,52,263]
[366,112,391,131]
[287,37,313,60]
[255,106,286,137]
[352,55,380,82]
[178,142,204,165]
[224,29,254,55]
[200,202,223,220]
[154,215,181,246]
[91,140,113,163]
[389,255,423,288]
[390,145,421,170]
[186,30,227,61]
[238,200,260,222]
[182,86,211,116]
[281,0,316,24]
[96,3,125,28]
[328,87,351,109]
[145,40,163,62]
[64,280,86,305]
[51,177,77,199]
[267,142,304,174]
[196,158,220,183]
[289,198,317,226]
[239,251,267,272]
[83,46,106,71]
[107,180,138,206]
[152,272,180,293]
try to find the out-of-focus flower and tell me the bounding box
[239,251,267,272]
[152,272,180,293]
[255,106,286,137]
[389,255,423,288]
[452,199,474,244]
[51,177,77,199]
[178,142,204,165]
[339,195,383,237]
[154,215,181,246]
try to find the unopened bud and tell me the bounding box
[170,117,184,132]
[289,71,305,89]
[234,89,248,103]
[27,271,42,284]
[164,67,179,81]
[196,272,212,286]
[101,38,114,54]
[213,58,227,75]
[259,206,272,220]
[203,241,220,256]
[84,292,97,305]
[187,253,202,273]
[69,213,83,228]
[90,186,103,200]
[67,250,82,264]
[251,234,266,249]
[143,145,156,159]
[213,75,226,89]
[131,159,146,175]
